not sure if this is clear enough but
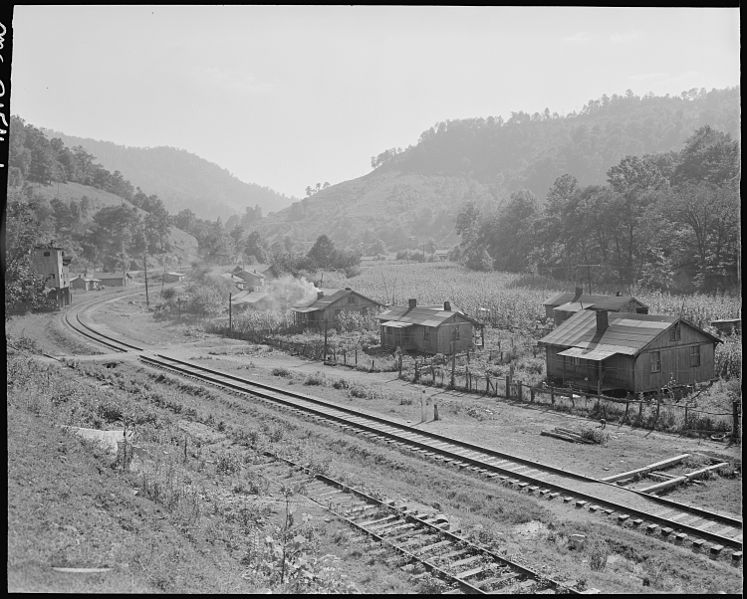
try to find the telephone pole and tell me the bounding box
[143,253,149,307]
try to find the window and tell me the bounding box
[43,251,50,257]
[669,323,681,341]
[650,351,661,373]
[571,356,581,367]
[454,327,461,340]
[689,345,700,367]
[423,327,430,341]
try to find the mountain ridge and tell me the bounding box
[41,129,297,221]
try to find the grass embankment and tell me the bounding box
[6,344,413,593]
[31,343,747,592]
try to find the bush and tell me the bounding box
[348,385,368,398]
[272,367,291,377]
[304,372,326,386]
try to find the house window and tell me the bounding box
[669,323,681,341]
[650,351,661,373]
[689,345,700,367]
[454,327,461,340]
[43,251,50,257]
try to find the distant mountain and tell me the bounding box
[257,87,740,251]
[41,130,296,221]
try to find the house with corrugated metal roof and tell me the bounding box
[292,288,382,327]
[543,287,648,325]
[538,310,721,394]
[378,299,483,354]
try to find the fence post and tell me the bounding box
[550,386,555,405]
[414,360,420,383]
[398,354,403,378]
[355,349,358,365]
[733,400,741,443]
[517,381,523,402]
[530,387,535,403]
[506,375,511,399]
[624,401,630,423]
[343,349,347,366]
[370,359,374,372]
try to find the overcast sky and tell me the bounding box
[10,6,740,199]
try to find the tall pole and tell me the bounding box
[143,253,149,307]
[229,293,232,334]
[323,319,328,360]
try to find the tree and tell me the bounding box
[3,198,49,314]
[307,235,336,269]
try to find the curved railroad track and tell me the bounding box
[62,295,743,564]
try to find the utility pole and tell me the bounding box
[143,253,149,307]
[323,319,328,361]
[229,293,233,334]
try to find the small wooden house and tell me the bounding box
[162,272,186,284]
[70,275,102,291]
[538,310,721,394]
[378,299,483,355]
[543,287,648,325]
[232,266,265,291]
[292,288,381,327]
[96,273,129,287]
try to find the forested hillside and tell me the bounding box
[255,88,740,294]
[372,87,740,196]
[5,117,198,312]
[42,130,295,221]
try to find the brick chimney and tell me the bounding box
[573,286,583,301]
[596,309,609,333]
[408,298,417,309]
[443,301,451,311]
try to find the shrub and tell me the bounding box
[332,378,350,390]
[304,372,326,386]
[348,385,368,399]
[272,367,291,377]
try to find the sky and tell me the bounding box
[10,6,741,199]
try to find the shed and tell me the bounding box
[70,275,102,291]
[162,271,186,283]
[232,266,266,291]
[292,288,382,327]
[538,310,721,394]
[378,299,483,354]
[95,273,128,287]
[544,287,648,325]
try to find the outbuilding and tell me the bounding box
[292,288,382,327]
[70,274,102,291]
[543,287,648,325]
[378,299,483,354]
[538,310,721,394]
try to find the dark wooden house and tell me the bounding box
[292,288,381,327]
[378,299,483,354]
[543,287,648,325]
[538,310,721,394]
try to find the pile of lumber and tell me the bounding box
[540,427,596,444]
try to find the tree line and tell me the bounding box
[454,126,740,293]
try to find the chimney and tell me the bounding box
[345,287,351,291]
[573,286,583,301]
[443,301,451,311]
[408,298,417,309]
[317,291,324,299]
[596,309,609,333]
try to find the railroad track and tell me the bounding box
[246,453,577,594]
[139,352,743,562]
[61,294,144,353]
[60,299,743,565]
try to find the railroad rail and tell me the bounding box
[60,296,743,563]
[248,453,578,594]
[139,352,742,558]
[61,294,144,353]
